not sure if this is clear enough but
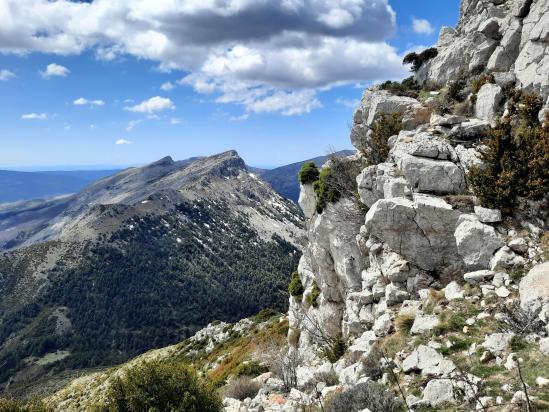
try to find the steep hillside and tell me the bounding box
[0,151,304,398]
[257,150,355,202]
[0,169,119,203]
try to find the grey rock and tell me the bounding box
[410,313,440,335]
[519,262,549,319]
[490,246,526,271]
[539,337,549,356]
[455,214,505,269]
[482,333,515,354]
[364,195,462,271]
[298,183,316,219]
[450,119,491,140]
[444,281,465,300]
[474,205,502,223]
[464,270,496,284]
[475,83,504,123]
[508,237,528,254]
[422,379,456,406]
[385,283,409,306]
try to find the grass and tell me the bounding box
[394,312,415,335]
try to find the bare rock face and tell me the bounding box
[364,195,461,272]
[298,183,316,219]
[475,83,505,124]
[418,0,549,100]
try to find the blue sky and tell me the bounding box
[0,0,460,170]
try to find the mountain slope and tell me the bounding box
[0,169,119,203]
[257,150,355,202]
[0,150,304,397]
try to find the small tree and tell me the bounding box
[298,162,320,184]
[403,47,438,72]
[364,113,402,165]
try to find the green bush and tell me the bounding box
[313,167,341,213]
[298,162,320,185]
[251,308,280,323]
[104,360,222,412]
[364,113,402,165]
[322,336,347,363]
[288,272,304,297]
[306,280,321,308]
[326,381,404,412]
[234,361,269,378]
[403,47,438,72]
[468,92,548,213]
[379,76,420,97]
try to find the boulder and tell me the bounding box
[478,18,501,40]
[390,131,458,161]
[482,333,514,354]
[519,262,549,319]
[410,313,440,335]
[385,283,409,306]
[430,114,466,127]
[474,205,502,223]
[444,281,465,300]
[454,215,505,269]
[490,246,526,271]
[364,195,461,271]
[372,313,392,337]
[403,345,442,373]
[396,154,465,195]
[539,338,549,356]
[464,270,496,284]
[475,83,504,124]
[449,119,491,140]
[508,238,528,254]
[356,163,411,208]
[422,379,456,406]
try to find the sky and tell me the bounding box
[0,0,460,170]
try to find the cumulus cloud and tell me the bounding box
[40,63,70,78]
[125,96,175,113]
[1,0,408,115]
[115,138,133,145]
[21,112,47,120]
[336,98,360,108]
[73,97,105,106]
[0,69,15,81]
[160,81,175,91]
[412,18,435,35]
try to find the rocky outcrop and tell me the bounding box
[418,0,549,100]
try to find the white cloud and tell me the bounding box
[160,81,175,91]
[336,98,360,108]
[126,119,144,131]
[0,0,407,115]
[0,69,15,81]
[73,97,105,106]
[115,138,133,145]
[412,18,435,35]
[125,96,175,113]
[229,114,249,122]
[40,63,70,78]
[21,112,47,120]
[169,117,182,125]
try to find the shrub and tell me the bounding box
[403,47,438,72]
[471,73,495,94]
[0,399,52,412]
[288,272,304,297]
[498,301,545,335]
[313,369,339,387]
[234,361,269,378]
[252,308,280,323]
[321,335,347,363]
[313,155,364,213]
[224,377,261,401]
[379,76,421,97]
[298,162,320,185]
[447,76,467,102]
[364,112,402,165]
[104,360,222,412]
[326,381,405,412]
[306,280,321,308]
[467,102,548,213]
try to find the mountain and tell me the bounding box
[0,150,304,397]
[0,169,119,203]
[256,150,355,202]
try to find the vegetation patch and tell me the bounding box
[403,47,438,72]
[298,162,320,185]
[306,280,321,308]
[288,272,304,298]
[363,113,402,165]
[468,92,548,213]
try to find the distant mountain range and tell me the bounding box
[0,151,304,397]
[0,150,355,205]
[0,169,119,203]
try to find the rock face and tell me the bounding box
[417,0,549,100]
